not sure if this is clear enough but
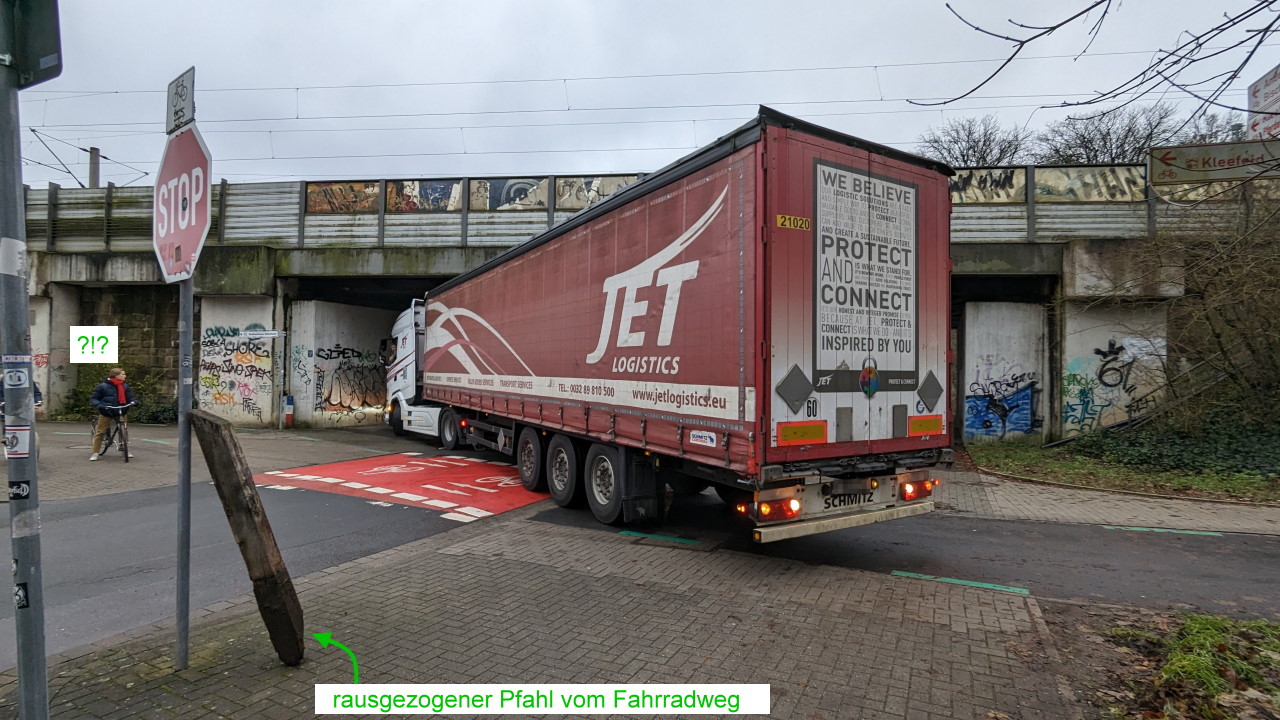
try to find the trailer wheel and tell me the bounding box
[438,409,461,451]
[585,444,624,525]
[546,434,583,507]
[516,427,546,491]
[389,403,406,436]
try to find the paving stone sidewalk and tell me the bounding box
[0,503,1084,720]
[935,470,1280,535]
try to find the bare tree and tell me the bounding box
[915,114,1034,166]
[1033,103,1183,164]
[1177,111,1247,144]
[916,1,1280,122]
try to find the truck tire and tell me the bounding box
[390,403,406,436]
[516,426,546,491]
[439,409,460,451]
[584,443,624,525]
[546,434,583,507]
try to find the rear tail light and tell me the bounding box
[900,478,939,502]
[736,498,802,523]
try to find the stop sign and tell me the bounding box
[153,124,212,283]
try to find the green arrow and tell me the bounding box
[313,632,360,684]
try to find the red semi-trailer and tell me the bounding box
[383,107,954,541]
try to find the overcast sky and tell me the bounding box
[15,0,1276,188]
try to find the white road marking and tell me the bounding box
[364,487,396,494]
[422,484,470,496]
[422,499,458,509]
[440,512,478,522]
[341,482,372,489]
[392,492,429,502]
[455,506,493,518]
[367,501,395,507]
[315,477,345,484]
[450,482,498,493]
[261,485,298,491]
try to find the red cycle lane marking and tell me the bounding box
[254,453,547,519]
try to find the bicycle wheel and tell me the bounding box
[100,423,115,454]
[119,423,129,463]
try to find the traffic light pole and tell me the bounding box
[1,5,50,718]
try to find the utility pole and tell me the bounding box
[2,1,62,717]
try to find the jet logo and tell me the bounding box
[586,186,728,364]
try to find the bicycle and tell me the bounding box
[93,403,136,462]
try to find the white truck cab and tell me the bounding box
[382,299,450,442]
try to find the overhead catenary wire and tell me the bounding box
[19,42,1279,97]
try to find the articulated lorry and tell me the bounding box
[383,107,954,542]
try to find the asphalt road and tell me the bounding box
[535,492,1280,620]
[0,480,451,671]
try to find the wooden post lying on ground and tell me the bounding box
[189,409,304,665]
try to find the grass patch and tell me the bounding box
[1106,614,1280,719]
[966,438,1280,504]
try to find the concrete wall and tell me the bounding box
[288,300,395,428]
[28,296,50,419]
[80,284,180,394]
[1061,301,1168,437]
[962,302,1047,442]
[197,297,278,427]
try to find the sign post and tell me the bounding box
[155,67,211,673]
[3,2,61,718]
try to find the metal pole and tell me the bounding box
[175,277,193,670]
[1,5,50,716]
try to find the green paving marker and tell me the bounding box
[53,431,91,436]
[314,633,360,684]
[142,438,171,445]
[892,570,1029,595]
[1103,525,1222,537]
[618,530,701,546]
[298,436,322,442]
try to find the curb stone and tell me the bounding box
[977,465,1280,508]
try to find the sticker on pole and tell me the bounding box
[4,425,31,459]
[4,368,29,388]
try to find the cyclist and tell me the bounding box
[90,368,137,461]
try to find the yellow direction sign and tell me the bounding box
[1148,140,1280,186]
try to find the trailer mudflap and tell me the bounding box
[752,502,934,543]
[622,450,663,523]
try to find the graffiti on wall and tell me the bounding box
[1062,337,1165,436]
[306,343,386,425]
[555,176,637,211]
[963,355,1043,440]
[199,323,273,424]
[387,180,463,212]
[469,178,549,211]
[1035,166,1146,203]
[305,182,379,213]
[949,168,1026,204]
